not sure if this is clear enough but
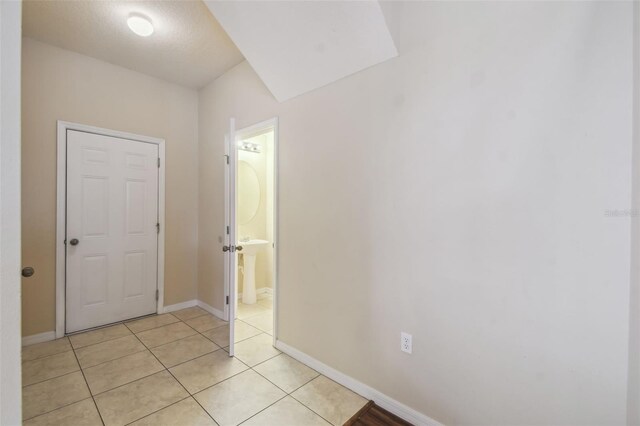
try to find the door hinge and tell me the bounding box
[226,226,229,235]
[156,223,160,233]
[157,158,160,168]
[224,155,229,164]
[226,295,229,305]
[156,289,159,301]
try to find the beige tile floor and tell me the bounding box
[21,294,367,425]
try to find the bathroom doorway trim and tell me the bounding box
[227,117,279,345]
[55,121,166,338]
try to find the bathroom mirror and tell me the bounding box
[238,160,261,225]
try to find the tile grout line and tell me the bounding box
[169,329,298,410]
[79,346,150,370]
[23,314,231,390]
[193,321,260,352]
[133,322,200,346]
[64,307,203,343]
[157,346,225,370]
[70,330,132,351]
[21,339,72,362]
[288,397,337,426]
[187,357,252,396]
[21,314,179,421]
[70,341,107,426]
[183,305,318,426]
[251,355,320,396]
[238,302,342,426]
[162,319,288,426]
[21,366,82,389]
[123,317,181,334]
[36,300,266,352]
[169,306,211,322]
[84,359,164,398]
[22,397,97,423]
[65,320,128,338]
[126,320,276,425]
[236,394,290,425]
[24,305,341,426]
[149,332,223,362]
[21,314,214,422]
[68,311,188,351]
[127,328,222,425]
[166,355,253,424]
[188,395,221,425]
[78,325,191,370]
[82,331,195,399]
[147,320,228,370]
[46,333,187,375]
[235,365,301,425]
[226,353,330,425]
[56,318,337,424]
[288,378,340,426]
[122,395,194,426]
[24,333,151,387]
[81,370,166,406]
[244,360,334,425]
[292,374,370,426]
[236,317,273,335]
[24,357,307,426]
[189,364,252,397]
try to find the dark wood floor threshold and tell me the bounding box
[344,401,414,426]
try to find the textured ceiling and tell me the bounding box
[23,0,245,89]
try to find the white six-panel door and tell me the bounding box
[65,130,159,333]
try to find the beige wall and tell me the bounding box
[198,2,634,424]
[21,38,199,336]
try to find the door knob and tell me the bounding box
[22,267,35,278]
[222,245,230,252]
[236,246,243,252]
[69,238,79,246]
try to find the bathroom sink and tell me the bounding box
[238,239,269,305]
[238,239,269,256]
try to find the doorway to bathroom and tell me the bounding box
[224,118,278,356]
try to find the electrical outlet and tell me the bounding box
[401,332,412,354]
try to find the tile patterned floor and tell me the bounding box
[22,295,367,425]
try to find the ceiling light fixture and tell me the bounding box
[238,141,262,153]
[127,14,154,37]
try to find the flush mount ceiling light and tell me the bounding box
[127,14,154,37]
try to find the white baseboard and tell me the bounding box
[23,300,219,345]
[161,299,197,314]
[22,331,56,347]
[237,286,272,299]
[275,340,442,426]
[197,300,225,320]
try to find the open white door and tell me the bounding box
[225,118,238,356]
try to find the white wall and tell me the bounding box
[627,3,640,425]
[199,2,634,424]
[0,1,22,423]
[21,39,200,337]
